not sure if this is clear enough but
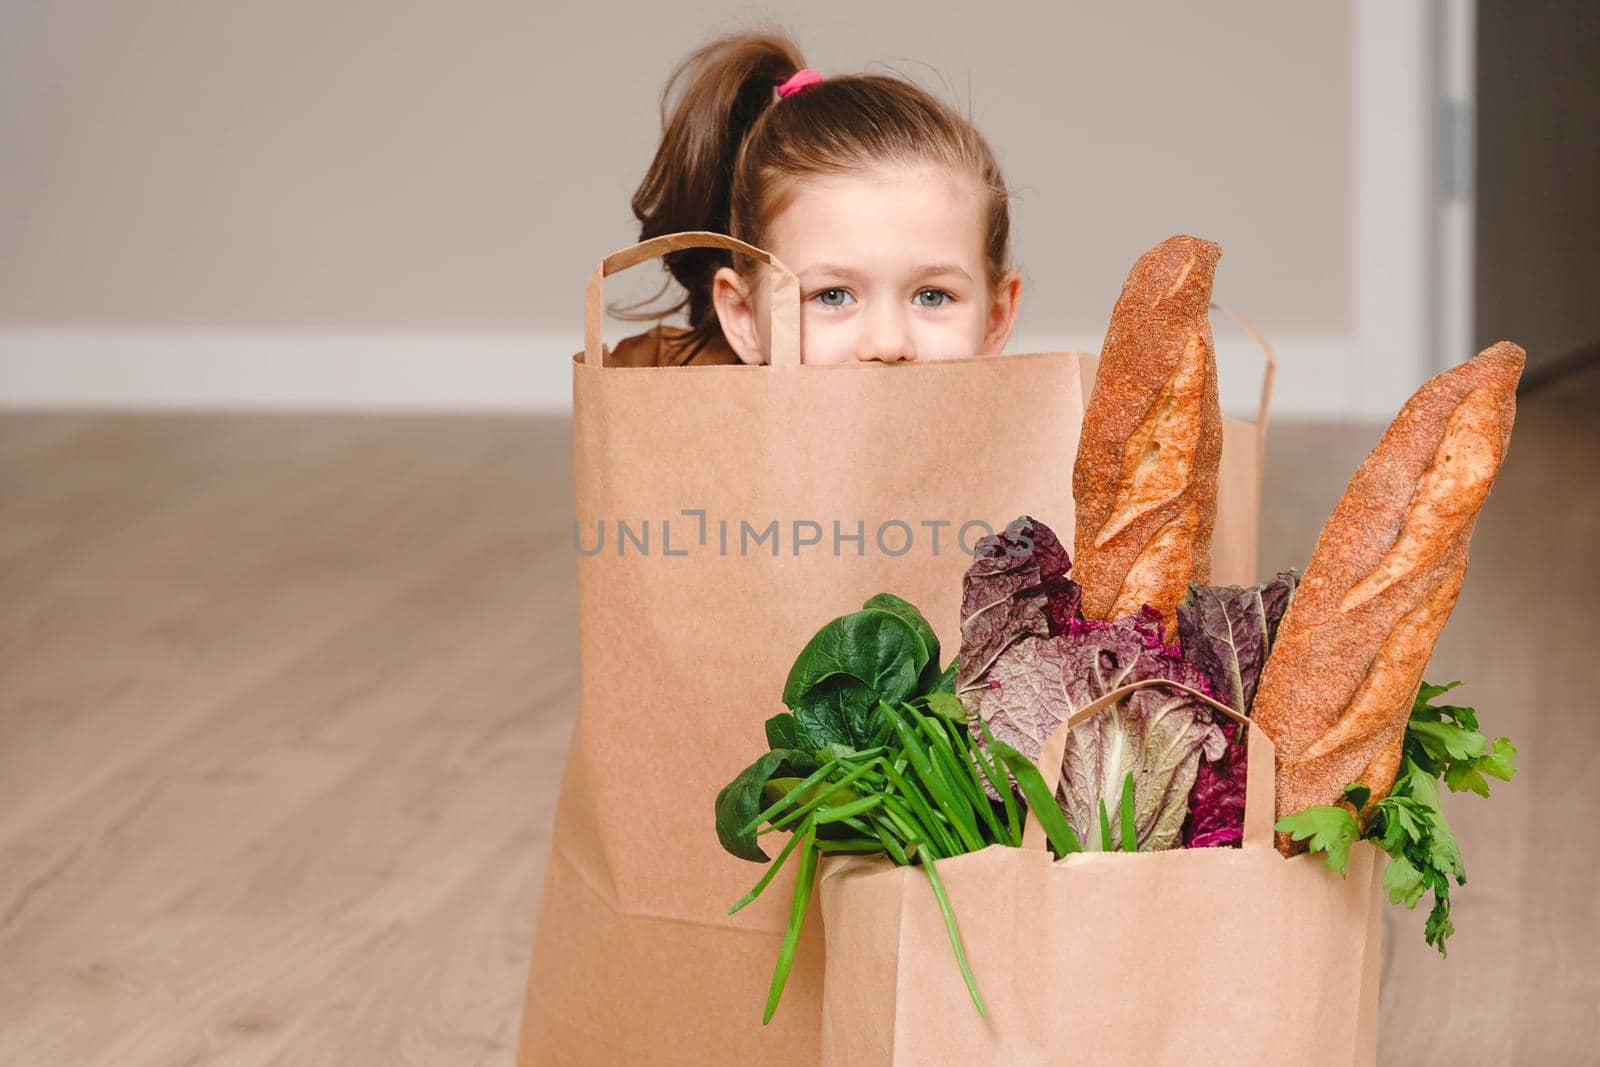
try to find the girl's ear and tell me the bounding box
[982,268,1023,356]
[712,266,767,365]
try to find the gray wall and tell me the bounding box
[0,0,1350,341]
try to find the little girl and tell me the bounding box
[609,30,1022,367]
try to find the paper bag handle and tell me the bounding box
[1017,678,1276,853]
[582,231,802,368]
[1210,301,1277,448]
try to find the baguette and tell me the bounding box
[1253,342,1525,852]
[1073,236,1224,640]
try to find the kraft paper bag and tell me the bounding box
[515,233,1275,1065]
[817,679,1385,1067]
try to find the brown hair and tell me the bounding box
[618,30,1014,359]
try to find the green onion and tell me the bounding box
[762,823,819,1025]
[920,857,985,1017]
[916,710,1008,845]
[814,794,884,825]
[879,759,961,857]
[973,720,1021,844]
[814,837,886,853]
[740,747,890,835]
[727,819,808,916]
[990,740,1082,855]
[868,815,913,865]
[766,759,878,831]
[884,703,985,852]
[740,758,843,836]
[1120,771,1137,852]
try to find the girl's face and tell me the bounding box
[713,164,1021,365]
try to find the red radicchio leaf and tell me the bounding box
[961,600,1225,851]
[1009,517,1081,637]
[957,516,1081,690]
[1182,722,1248,847]
[1177,571,1299,848]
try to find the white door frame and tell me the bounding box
[1351,0,1475,416]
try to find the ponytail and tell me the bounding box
[619,31,1014,361]
[619,32,805,357]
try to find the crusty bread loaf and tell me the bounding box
[1073,236,1224,640]
[1253,342,1525,852]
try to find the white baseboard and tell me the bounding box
[0,329,573,413]
[1012,330,1386,421]
[0,328,1398,419]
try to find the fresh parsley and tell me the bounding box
[1275,681,1518,956]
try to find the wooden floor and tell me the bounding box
[2,372,1595,1065]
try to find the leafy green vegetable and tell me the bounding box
[770,598,943,753]
[762,822,818,1024]
[1403,681,1518,798]
[990,740,1083,857]
[1120,771,1138,852]
[953,516,1072,694]
[968,624,1224,852]
[1445,737,1517,798]
[789,678,883,751]
[719,593,1072,1022]
[714,749,818,861]
[862,591,949,694]
[923,691,967,721]
[782,603,930,709]
[957,518,1225,854]
[1176,571,1298,714]
[1276,804,1360,872]
[1273,681,1518,956]
[764,713,802,751]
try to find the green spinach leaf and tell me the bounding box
[782,605,930,709]
[764,713,802,751]
[862,592,943,691]
[715,749,818,862]
[791,677,883,751]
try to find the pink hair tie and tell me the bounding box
[776,68,823,99]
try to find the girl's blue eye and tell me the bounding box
[815,288,853,307]
[914,288,952,308]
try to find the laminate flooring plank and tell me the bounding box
[1,414,575,1064]
[0,375,1592,1063]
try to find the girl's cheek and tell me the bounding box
[800,308,858,366]
[917,308,990,361]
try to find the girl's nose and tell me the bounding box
[856,310,917,364]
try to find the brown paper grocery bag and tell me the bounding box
[817,679,1384,1067]
[515,233,1274,1065]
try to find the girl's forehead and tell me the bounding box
[766,165,987,275]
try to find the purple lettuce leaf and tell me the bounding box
[956,516,1079,692]
[1177,571,1299,848]
[960,612,1225,852]
[1024,520,1082,635]
[1259,571,1296,650]
[1068,604,1181,659]
[1027,517,1071,585]
[1045,578,1082,637]
[1183,724,1248,847]
[1175,571,1298,715]
[956,514,1240,851]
